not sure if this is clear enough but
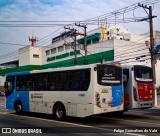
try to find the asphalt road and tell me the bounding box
[1,96,160,136]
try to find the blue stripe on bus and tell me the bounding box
[6,91,30,112]
[6,71,30,112]
[6,71,30,76]
[112,85,123,107]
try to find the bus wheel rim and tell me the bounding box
[17,104,21,112]
[56,107,63,118]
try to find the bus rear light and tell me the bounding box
[96,101,100,105]
[95,93,99,97]
[96,97,100,101]
[133,87,138,101]
[152,88,154,100]
[96,101,101,107]
[95,92,101,107]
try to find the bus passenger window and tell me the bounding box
[5,76,15,92]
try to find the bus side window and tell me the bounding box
[81,70,90,91]
[16,75,29,91]
[5,76,15,92]
[68,69,90,91]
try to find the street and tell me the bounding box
[1,96,160,135]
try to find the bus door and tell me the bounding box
[5,76,15,110]
[15,75,30,112]
[123,68,130,108]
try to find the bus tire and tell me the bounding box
[53,103,66,121]
[15,101,23,115]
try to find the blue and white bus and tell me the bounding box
[5,64,123,120]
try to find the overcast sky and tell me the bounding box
[0,0,160,64]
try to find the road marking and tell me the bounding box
[126,133,146,136]
[95,116,160,126]
[0,112,147,135]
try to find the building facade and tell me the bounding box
[0,26,160,86]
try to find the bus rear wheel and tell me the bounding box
[53,103,66,121]
[15,101,23,115]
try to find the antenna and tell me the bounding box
[28,35,38,47]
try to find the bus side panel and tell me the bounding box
[124,67,133,110]
[6,91,30,112]
[6,91,16,110]
[15,91,30,112]
[112,85,123,107]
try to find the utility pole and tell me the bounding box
[84,25,87,64]
[64,27,77,65]
[75,23,88,64]
[149,6,156,84]
[138,3,156,84]
[73,29,77,65]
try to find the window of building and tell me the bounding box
[65,44,70,50]
[51,48,56,54]
[92,37,99,44]
[58,45,64,52]
[46,50,50,56]
[33,54,39,58]
[87,40,91,45]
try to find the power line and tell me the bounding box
[36,27,64,45]
[0,21,80,22]
[0,41,29,46]
[0,0,159,64]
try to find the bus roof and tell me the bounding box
[122,65,151,69]
[31,64,94,74]
[6,71,30,76]
[5,63,121,76]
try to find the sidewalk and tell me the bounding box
[154,94,160,108]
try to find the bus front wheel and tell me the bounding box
[53,103,66,121]
[15,101,23,115]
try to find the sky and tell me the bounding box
[0,0,160,64]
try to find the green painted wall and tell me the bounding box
[0,49,114,76]
[0,65,40,76]
[41,49,114,69]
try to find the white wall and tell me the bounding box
[19,46,42,66]
[114,38,160,87]
[155,60,160,87]
[42,37,74,65]
[42,38,114,65]
[19,46,30,66]
[29,47,42,65]
[114,39,150,65]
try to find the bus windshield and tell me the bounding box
[134,66,153,83]
[97,65,122,86]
